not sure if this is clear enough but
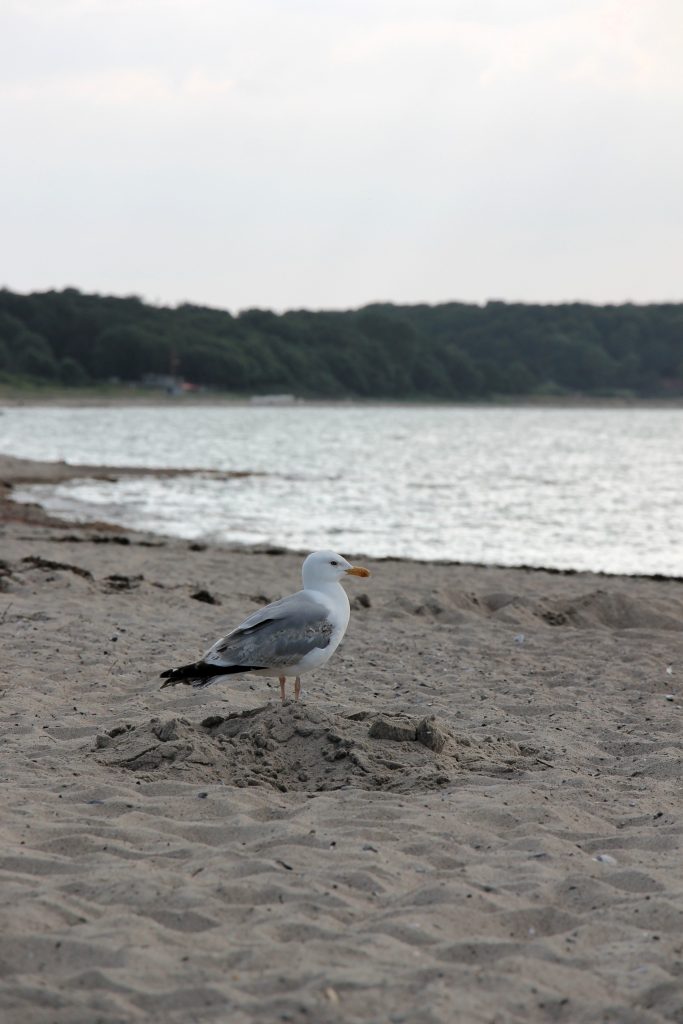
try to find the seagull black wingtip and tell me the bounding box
[159,661,266,689]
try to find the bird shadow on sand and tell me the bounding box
[93,703,546,793]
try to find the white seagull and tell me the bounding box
[160,550,370,702]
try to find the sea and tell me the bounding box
[2,403,682,576]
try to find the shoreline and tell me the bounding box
[0,453,262,533]
[2,391,683,409]
[2,453,682,583]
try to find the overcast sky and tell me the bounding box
[1,0,682,312]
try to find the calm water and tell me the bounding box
[2,404,682,575]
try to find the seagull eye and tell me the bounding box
[330,560,338,566]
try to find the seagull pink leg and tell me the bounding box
[279,675,286,703]
[294,676,301,701]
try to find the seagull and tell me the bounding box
[160,550,370,702]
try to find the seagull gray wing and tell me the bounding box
[203,590,334,669]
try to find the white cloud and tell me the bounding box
[0,0,681,309]
[0,69,235,106]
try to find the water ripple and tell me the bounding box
[3,404,683,575]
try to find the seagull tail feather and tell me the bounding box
[159,661,262,689]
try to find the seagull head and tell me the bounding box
[302,549,370,589]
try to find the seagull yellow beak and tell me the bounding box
[345,565,370,577]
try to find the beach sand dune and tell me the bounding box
[1,458,683,1022]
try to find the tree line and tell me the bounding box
[0,287,681,398]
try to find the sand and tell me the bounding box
[1,454,683,1023]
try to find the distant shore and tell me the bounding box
[2,384,683,410]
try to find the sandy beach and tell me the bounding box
[1,454,683,1023]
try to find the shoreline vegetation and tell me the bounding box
[1,287,682,401]
[2,455,683,1021]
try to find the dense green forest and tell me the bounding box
[0,287,682,398]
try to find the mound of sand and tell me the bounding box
[395,586,683,631]
[542,588,683,630]
[94,703,543,792]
